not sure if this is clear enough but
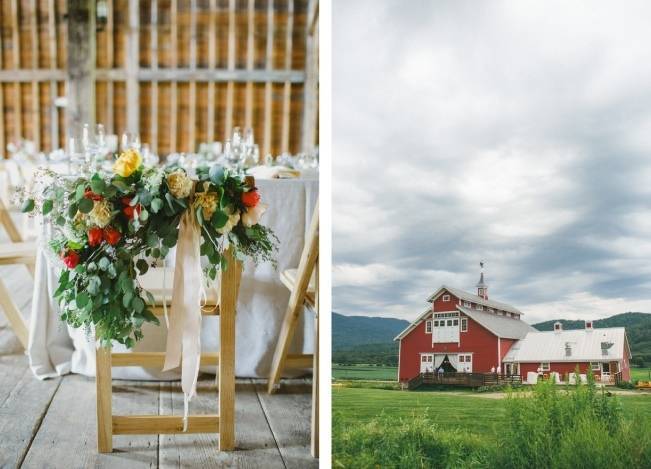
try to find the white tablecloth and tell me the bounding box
[27,178,318,380]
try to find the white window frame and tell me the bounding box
[442,294,450,302]
[591,362,600,371]
[425,320,432,334]
[463,301,471,308]
[477,305,483,311]
[461,318,468,332]
[540,362,550,371]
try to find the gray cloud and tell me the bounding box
[332,0,651,324]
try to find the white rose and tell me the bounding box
[241,203,267,227]
[217,210,241,235]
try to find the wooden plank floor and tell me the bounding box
[0,259,317,469]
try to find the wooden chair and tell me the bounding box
[0,198,36,348]
[95,248,243,453]
[267,201,318,455]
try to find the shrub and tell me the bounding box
[616,380,636,389]
[333,413,491,468]
[493,371,651,469]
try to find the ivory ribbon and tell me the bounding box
[163,210,203,431]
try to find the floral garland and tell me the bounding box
[21,149,277,347]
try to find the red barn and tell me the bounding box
[394,271,632,385]
[502,321,632,383]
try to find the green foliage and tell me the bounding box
[333,385,651,468]
[616,380,636,389]
[333,414,491,468]
[22,162,277,348]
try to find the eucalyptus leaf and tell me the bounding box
[132,296,145,314]
[209,165,226,185]
[21,199,35,213]
[136,259,149,275]
[98,257,110,271]
[150,197,163,213]
[90,178,106,194]
[78,197,94,214]
[76,292,90,308]
[42,199,54,215]
[75,185,85,201]
[211,210,229,229]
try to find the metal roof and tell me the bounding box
[502,327,631,363]
[457,305,535,340]
[428,285,523,315]
[393,304,534,341]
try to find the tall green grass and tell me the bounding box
[333,376,651,468]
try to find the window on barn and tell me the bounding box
[442,294,450,302]
[446,320,453,326]
[465,355,472,362]
[459,355,465,363]
[422,356,428,362]
[453,319,459,326]
[540,362,550,371]
[461,318,468,332]
[463,301,471,307]
[425,320,432,333]
[477,305,484,311]
[591,362,600,371]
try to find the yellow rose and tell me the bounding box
[192,184,219,220]
[166,169,193,199]
[113,149,142,177]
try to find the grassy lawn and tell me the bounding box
[332,365,397,381]
[632,367,651,382]
[333,386,651,440]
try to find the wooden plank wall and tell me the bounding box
[0,0,315,157]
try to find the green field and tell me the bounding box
[333,386,651,438]
[632,367,651,382]
[332,365,397,381]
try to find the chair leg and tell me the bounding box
[219,249,241,451]
[267,301,302,393]
[96,345,113,453]
[0,279,28,348]
[311,313,319,458]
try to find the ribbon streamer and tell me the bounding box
[163,210,203,430]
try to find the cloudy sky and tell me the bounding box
[332,0,651,325]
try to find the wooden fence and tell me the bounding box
[0,0,318,157]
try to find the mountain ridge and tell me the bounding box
[333,311,651,366]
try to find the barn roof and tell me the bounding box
[393,303,534,341]
[457,305,535,340]
[428,285,523,315]
[502,327,631,363]
[393,308,432,341]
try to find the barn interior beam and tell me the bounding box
[66,0,96,139]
